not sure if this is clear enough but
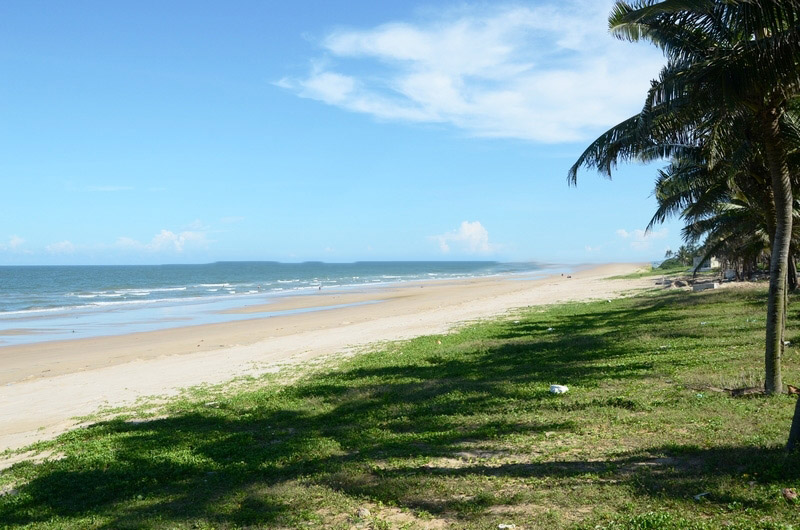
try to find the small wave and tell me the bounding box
[1,292,223,316]
[116,287,186,294]
[0,305,80,316]
[86,295,209,308]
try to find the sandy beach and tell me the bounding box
[0,263,650,454]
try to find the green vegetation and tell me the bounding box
[2,287,800,529]
[569,1,800,396]
[663,246,700,269]
[656,260,689,274]
[609,262,689,279]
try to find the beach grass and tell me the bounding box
[2,287,800,528]
[607,262,692,280]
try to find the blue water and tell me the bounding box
[0,261,553,346]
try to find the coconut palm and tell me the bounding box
[572,0,800,395]
[656,158,774,277]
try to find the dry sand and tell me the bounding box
[0,263,651,454]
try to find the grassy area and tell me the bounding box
[608,263,691,279]
[609,262,736,281]
[2,287,800,528]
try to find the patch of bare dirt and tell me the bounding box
[0,448,65,471]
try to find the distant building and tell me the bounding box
[692,256,720,271]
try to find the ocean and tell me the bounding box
[0,261,553,346]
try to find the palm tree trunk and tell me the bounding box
[789,253,798,291]
[762,109,792,395]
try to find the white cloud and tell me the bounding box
[0,235,33,255]
[0,235,27,253]
[184,219,211,231]
[616,227,667,250]
[433,221,496,254]
[46,240,76,254]
[116,229,209,253]
[278,2,663,143]
[8,235,24,249]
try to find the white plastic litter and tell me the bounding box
[546,327,554,332]
[550,384,569,394]
[498,525,517,529]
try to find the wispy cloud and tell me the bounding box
[8,235,24,250]
[278,2,663,143]
[616,227,668,250]
[46,240,76,254]
[0,235,34,256]
[116,229,209,253]
[0,235,26,252]
[432,221,496,254]
[184,219,211,231]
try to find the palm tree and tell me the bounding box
[571,0,800,395]
[654,157,773,277]
[647,122,776,276]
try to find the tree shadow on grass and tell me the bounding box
[339,444,800,515]
[0,408,570,527]
[492,291,727,344]
[9,411,797,528]
[1,291,794,527]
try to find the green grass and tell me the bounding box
[609,262,729,281]
[608,263,690,279]
[2,288,800,528]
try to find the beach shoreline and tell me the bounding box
[0,261,561,347]
[0,262,650,454]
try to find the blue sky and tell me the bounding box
[1,0,686,265]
